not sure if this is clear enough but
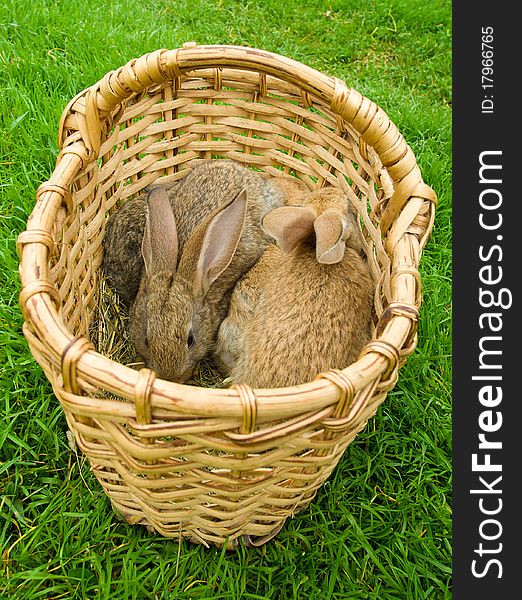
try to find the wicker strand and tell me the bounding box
[317,369,355,420]
[135,368,157,466]
[258,72,267,97]
[331,77,358,121]
[56,140,91,169]
[19,281,61,321]
[374,301,419,357]
[381,177,437,236]
[389,266,423,308]
[230,383,258,504]
[16,230,54,258]
[359,339,400,391]
[314,369,355,456]
[135,368,156,426]
[61,336,94,395]
[230,383,258,435]
[35,182,73,213]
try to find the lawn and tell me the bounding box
[0,0,451,598]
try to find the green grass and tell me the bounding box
[1,0,451,598]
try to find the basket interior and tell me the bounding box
[50,66,395,349]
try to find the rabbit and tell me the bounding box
[214,183,368,372]
[215,186,374,388]
[127,164,286,383]
[103,160,284,305]
[212,172,311,374]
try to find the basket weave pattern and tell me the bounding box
[18,44,436,548]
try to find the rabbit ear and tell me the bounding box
[313,209,347,264]
[261,206,317,253]
[195,188,248,297]
[142,186,179,275]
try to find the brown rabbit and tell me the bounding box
[103,160,283,305]
[215,186,373,388]
[128,168,284,383]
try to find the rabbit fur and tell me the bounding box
[122,161,285,383]
[215,186,374,388]
[103,160,283,305]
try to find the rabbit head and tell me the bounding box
[261,187,359,264]
[130,185,248,383]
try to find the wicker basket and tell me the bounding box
[17,43,436,549]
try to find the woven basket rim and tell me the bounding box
[18,43,436,421]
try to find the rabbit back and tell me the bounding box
[229,243,374,388]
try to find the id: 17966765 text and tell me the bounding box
[481,26,494,114]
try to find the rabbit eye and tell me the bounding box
[187,329,195,349]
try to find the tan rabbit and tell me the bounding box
[215,186,374,388]
[128,165,285,383]
[103,160,283,305]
